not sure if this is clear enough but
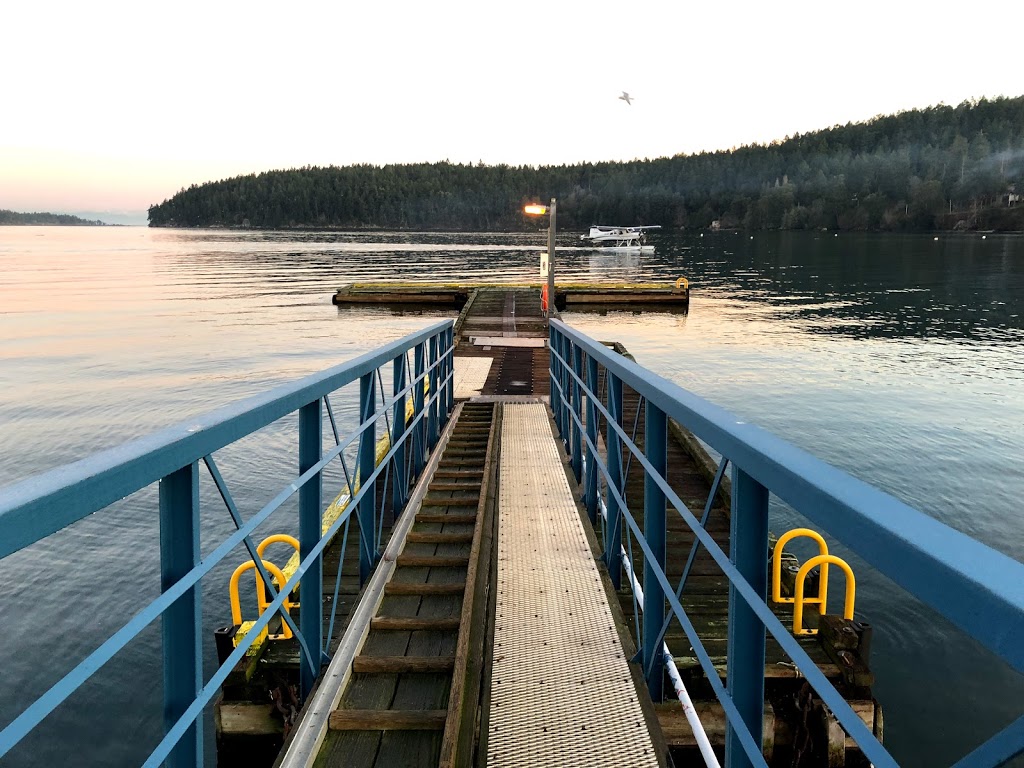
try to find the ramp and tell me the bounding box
[486,403,660,767]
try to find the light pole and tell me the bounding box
[524,198,556,317]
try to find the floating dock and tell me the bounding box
[332,281,691,310]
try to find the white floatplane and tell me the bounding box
[580,225,660,252]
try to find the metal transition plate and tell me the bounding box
[471,337,547,348]
[453,356,493,398]
[487,403,660,767]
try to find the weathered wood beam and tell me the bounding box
[384,582,466,596]
[352,655,456,674]
[395,555,471,567]
[328,709,448,731]
[406,532,474,544]
[370,616,462,631]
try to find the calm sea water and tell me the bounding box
[1,226,1021,766]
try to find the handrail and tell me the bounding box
[549,318,1024,768]
[0,321,452,560]
[0,320,455,767]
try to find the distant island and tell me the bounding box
[148,96,1024,233]
[0,210,107,226]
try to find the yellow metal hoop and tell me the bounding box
[793,555,856,636]
[772,528,829,605]
[228,559,295,641]
[256,534,299,562]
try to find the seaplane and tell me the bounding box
[579,225,661,252]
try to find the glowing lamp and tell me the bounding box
[523,204,548,216]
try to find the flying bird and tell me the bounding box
[619,91,633,106]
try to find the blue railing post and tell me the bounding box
[726,467,770,768]
[298,399,323,697]
[548,326,560,421]
[391,354,408,514]
[413,343,426,478]
[428,335,439,452]
[643,401,668,701]
[159,463,201,768]
[585,354,599,525]
[570,343,583,483]
[558,334,571,440]
[444,326,454,418]
[605,373,624,590]
[358,372,377,583]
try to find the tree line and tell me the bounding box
[0,210,106,226]
[148,96,1024,232]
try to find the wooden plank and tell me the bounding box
[385,582,466,596]
[428,482,483,491]
[414,513,477,525]
[406,532,474,544]
[217,702,284,736]
[395,555,470,568]
[352,656,456,674]
[420,500,479,508]
[328,710,448,731]
[371,617,462,632]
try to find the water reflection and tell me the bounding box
[671,232,1024,345]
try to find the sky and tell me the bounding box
[1,0,1022,224]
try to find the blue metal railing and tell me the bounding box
[549,318,1024,768]
[0,320,455,767]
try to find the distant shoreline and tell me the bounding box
[145,223,1024,235]
[0,210,108,226]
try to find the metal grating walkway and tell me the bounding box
[487,403,660,767]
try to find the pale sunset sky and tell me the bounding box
[1,0,1021,224]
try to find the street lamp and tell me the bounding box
[523,198,556,317]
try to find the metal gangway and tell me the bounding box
[1,307,1023,768]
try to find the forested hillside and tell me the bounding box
[148,97,1024,232]
[0,210,105,226]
